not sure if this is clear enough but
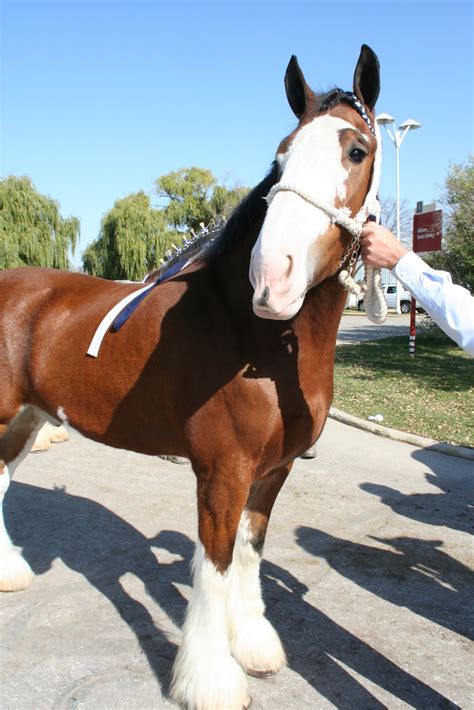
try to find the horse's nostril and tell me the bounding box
[257,286,270,307]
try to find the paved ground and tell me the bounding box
[1,418,472,709]
[337,312,410,344]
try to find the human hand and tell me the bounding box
[360,222,408,269]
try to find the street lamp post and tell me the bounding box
[376,113,421,314]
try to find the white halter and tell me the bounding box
[265,120,387,325]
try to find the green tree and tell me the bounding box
[156,167,216,233]
[156,166,249,233]
[82,191,170,281]
[210,183,250,226]
[0,175,79,270]
[426,156,473,290]
[82,168,249,281]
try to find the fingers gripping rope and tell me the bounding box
[337,214,387,325]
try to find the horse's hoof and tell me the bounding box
[158,455,189,465]
[300,446,317,459]
[0,550,34,592]
[246,668,278,679]
[231,617,286,680]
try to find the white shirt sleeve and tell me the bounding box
[393,250,474,356]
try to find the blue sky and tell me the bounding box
[2,0,473,267]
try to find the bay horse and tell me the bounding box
[0,45,381,709]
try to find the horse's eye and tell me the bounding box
[349,148,367,164]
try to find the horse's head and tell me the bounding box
[249,45,380,320]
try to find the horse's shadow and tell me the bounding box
[361,446,474,535]
[6,481,192,692]
[6,481,457,708]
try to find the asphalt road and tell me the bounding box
[337,312,410,344]
[1,418,472,709]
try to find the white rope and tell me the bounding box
[265,120,387,325]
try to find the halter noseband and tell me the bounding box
[265,182,366,270]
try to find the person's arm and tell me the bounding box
[394,251,473,354]
[361,223,474,355]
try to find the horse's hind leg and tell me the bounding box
[228,465,291,677]
[171,468,252,710]
[31,422,69,452]
[0,405,46,591]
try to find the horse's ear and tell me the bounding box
[353,44,380,111]
[285,55,315,119]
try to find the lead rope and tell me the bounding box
[337,219,387,326]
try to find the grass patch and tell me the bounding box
[333,331,474,447]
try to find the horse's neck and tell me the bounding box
[294,275,348,354]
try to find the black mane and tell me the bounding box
[204,161,280,262]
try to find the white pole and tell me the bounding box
[377,117,421,318]
[395,132,401,314]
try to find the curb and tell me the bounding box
[328,406,474,462]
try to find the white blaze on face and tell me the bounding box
[250,114,354,319]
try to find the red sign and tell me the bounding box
[413,210,442,253]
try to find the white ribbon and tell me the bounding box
[87,283,155,358]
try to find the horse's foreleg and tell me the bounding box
[228,465,292,677]
[0,405,46,591]
[171,471,252,710]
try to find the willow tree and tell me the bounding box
[156,167,249,233]
[83,169,249,281]
[82,191,171,281]
[0,176,79,269]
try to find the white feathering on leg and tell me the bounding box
[171,542,250,710]
[228,512,286,676]
[0,466,34,592]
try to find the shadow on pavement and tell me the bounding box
[6,482,191,695]
[361,446,474,535]
[296,527,473,641]
[6,481,460,708]
[261,559,458,709]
